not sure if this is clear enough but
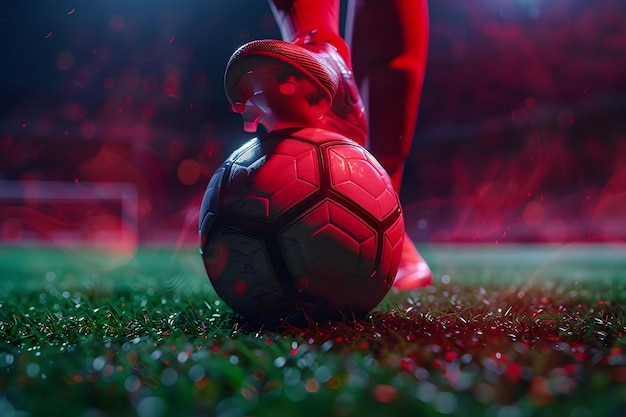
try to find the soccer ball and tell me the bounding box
[199,127,404,323]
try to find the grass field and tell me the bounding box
[1,244,626,417]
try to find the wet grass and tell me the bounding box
[1,245,626,417]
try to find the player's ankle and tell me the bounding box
[297,29,352,69]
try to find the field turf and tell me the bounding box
[1,244,626,417]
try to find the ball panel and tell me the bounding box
[326,144,398,222]
[199,166,226,226]
[286,140,321,186]
[224,139,321,221]
[279,200,378,304]
[203,226,283,315]
[199,166,228,252]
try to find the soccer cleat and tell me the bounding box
[224,33,368,144]
[393,233,433,290]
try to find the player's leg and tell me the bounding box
[225,0,431,290]
[346,0,432,289]
[268,0,347,64]
[224,0,367,143]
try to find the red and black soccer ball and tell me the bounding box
[199,127,404,323]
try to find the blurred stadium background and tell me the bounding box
[1,0,625,250]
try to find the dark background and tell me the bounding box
[1,0,625,246]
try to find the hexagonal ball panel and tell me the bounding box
[279,200,380,305]
[224,138,321,221]
[326,144,399,222]
[202,226,283,315]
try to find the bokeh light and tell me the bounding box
[0,0,624,247]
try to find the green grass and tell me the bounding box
[1,244,626,417]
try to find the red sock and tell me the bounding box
[346,0,429,191]
[268,0,351,66]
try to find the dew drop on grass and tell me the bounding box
[273,357,286,368]
[313,365,333,383]
[26,362,40,377]
[434,391,458,414]
[0,353,15,368]
[284,381,307,402]
[188,364,205,382]
[594,330,608,341]
[415,381,438,402]
[283,368,301,386]
[321,340,333,352]
[160,368,178,386]
[177,352,189,363]
[414,367,429,380]
[92,356,106,371]
[191,349,208,362]
[125,375,141,392]
[136,396,166,417]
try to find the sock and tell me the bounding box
[268,0,351,66]
[346,0,429,191]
